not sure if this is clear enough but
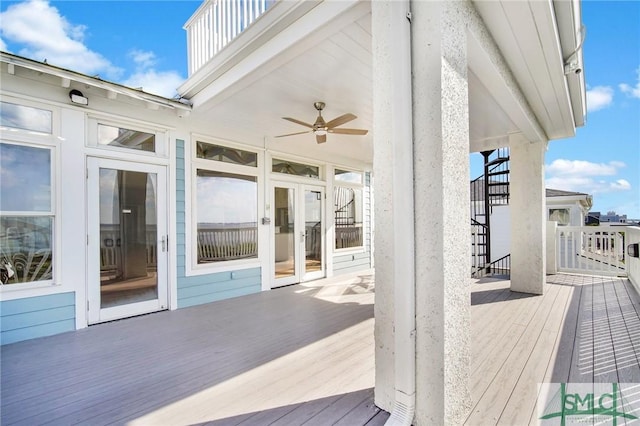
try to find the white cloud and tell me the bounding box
[546,159,625,177]
[586,86,614,112]
[122,69,184,98]
[0,37,8,52]
[619,68,640,99]
[129,49,157,69]
[0,1,184,98]
[122,49,183,97]
[0,0,122,79]
[545,159,632,195]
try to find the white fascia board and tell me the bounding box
[0,52,192,112]
[553,0,587,128]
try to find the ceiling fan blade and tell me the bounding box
[275,130,312,138]
[282,117,314,128]
[325,113,357,129]
[316,133,327,144]
[328,128,368,135]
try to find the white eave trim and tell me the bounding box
[553,0,587,128]
[1,52,192,112]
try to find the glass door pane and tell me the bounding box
[274,186,296,281]
[304,190,322,275]
[99,168,158,309]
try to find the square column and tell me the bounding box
[509,136,546,294]
[411,1,472,424]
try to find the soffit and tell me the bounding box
[186,3,534,165]
[473,0,577,140]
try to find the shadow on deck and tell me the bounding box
[1,271,385,425]
[3,272,640,425]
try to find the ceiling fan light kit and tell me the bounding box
[275,101,368,144]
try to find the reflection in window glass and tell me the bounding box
[272,159,319,179]
[196,170,258,263]
[0,217,53,284]
[549,208,571,226]
[334,186,363,249]
[0,143,52,212]
[0,102,52,133]
[197,142,257,167]
[0,143,55,285]
[335,169,363,184]
[98,124,155,152]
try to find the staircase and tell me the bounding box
[471,148,510,277]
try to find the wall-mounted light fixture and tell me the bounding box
[69,89,88,106]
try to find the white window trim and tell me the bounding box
[87,116,169,159]
[332,166,366,254]
[185,137,264,276]
[0,139,61,292]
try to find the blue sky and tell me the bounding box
[1,0,638,218]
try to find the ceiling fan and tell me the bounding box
[275,102,368,144]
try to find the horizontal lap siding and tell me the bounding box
[0,292,75,345]
[333,172,372,275]
[175,140,261,309]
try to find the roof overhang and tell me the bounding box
[1,52,192,113]
[473,0,586,140]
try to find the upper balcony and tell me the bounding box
[184,0,277,76]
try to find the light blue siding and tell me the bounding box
[333,172,373,274]
[174,139,262,308]
[0,292,75,345]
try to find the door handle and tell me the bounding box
[300,231,305,242]
[161,236,167,252]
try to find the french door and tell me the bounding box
[272,182,325,288]
[87,158,168,324]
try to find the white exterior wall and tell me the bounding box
[1,61,373,343]
[489,204,511,262]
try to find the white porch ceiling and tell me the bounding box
[186,3,524,166]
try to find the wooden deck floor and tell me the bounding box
[466,273,640,425]
[1,271,386,426]
[2,272,640,425]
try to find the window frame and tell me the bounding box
[332,167,365,253]
[188,138,263,274]
[0,139,59,290]
[87,116,168,158]
[548,207,572,226]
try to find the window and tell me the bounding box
[193,142,259,265]
[334,169,364,250]
[98,124,155,152]
[0,102,52,134]
[549,208,570,226]
[0,142,55,285]
[197,142,257,167]
[272,158,319,179]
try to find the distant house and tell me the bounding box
[546,188,593,226]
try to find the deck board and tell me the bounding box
[2,272,639,426]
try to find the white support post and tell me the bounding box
[412,1,472,424]
[509,135,547,294]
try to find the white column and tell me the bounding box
[371,0,409,414]
[412,1,471,424]
[509,136,546,294]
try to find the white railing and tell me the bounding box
[198,227,258,261]
[626,227,640,292]
[556,226,627,276]
[100,229,158,274]
[185,0,275,75]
